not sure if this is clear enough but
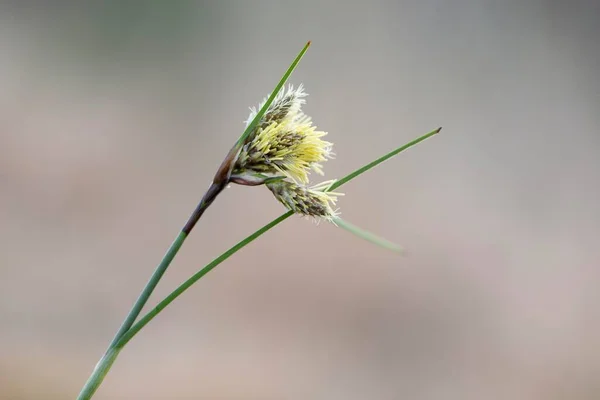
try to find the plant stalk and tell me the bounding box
[76,39,311,400]
[76,182,225,400]
[76,347,121,400]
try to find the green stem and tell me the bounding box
[76,347,121,400]
[76,233,186,400]
[116,127,442,349]
[108,232,186,348]
[77,41,311,400]
[77,183,223,400]
[116,211,294,348]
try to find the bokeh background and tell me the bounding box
[1,1,599,399]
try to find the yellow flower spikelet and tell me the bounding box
[236,116,331,184]
[234,84,333,184]
[266,179,342,222]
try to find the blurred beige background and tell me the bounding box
[1,1,599,399]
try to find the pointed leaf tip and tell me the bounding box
[333,217,404,254]
[233,41,311,150]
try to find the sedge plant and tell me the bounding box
[76,40,441,399]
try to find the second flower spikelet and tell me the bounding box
[266,179,342,222]
[233,85,333,185]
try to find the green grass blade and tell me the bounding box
[235,41,311,149]
[330,127,441,191]
[332,217,403,253]
[117,127,441,347]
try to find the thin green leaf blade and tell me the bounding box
[330,127,441,191]
[333,217,403,253]
[235,41,311,149]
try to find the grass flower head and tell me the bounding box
[266,179,342,223]
[233,85,333,184]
